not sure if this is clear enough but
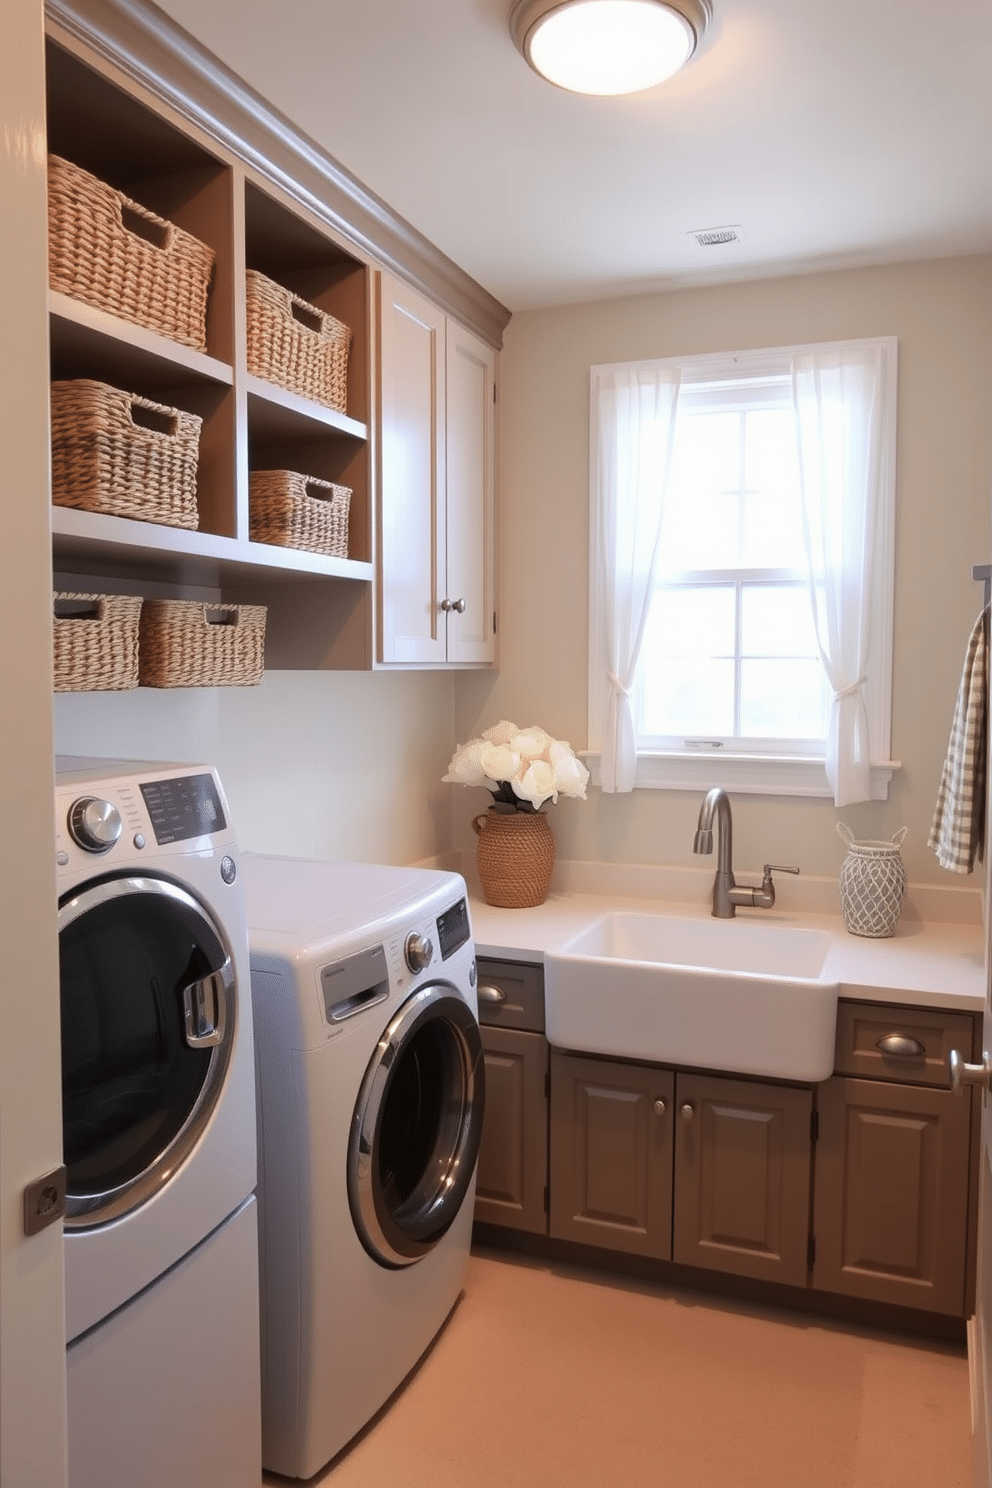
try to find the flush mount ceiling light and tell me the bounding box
[510,0,711,96]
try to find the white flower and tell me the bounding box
[515,759,557,808]
[441,739,490,787]
[549,740,590,799]
[478,743,521,785]
[511,726,553,760]
[481,719,519,746]
[443,722,589,812]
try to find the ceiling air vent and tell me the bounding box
[689,225,745,247]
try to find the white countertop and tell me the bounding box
[464,859,987,1015]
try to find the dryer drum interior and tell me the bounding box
[58,873,237,1229]
[348,984,485,1268]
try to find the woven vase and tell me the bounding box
[837,823,907,938]
[472,808,555,909]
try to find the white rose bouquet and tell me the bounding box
[443,719,590,813]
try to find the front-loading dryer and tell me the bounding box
[242,853,485,1480]
[55,758,261,1488]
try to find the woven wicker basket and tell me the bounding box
[249,470,351,557]
[245,270,351,412]
[47,155,214,352]
[50,379,201,530]
[52,591,143,692]
[138,601,266,688]
[472,808,555,909]
[838,823,907,938]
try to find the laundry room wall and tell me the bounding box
[54,667,458,865]
[455,253,992,890]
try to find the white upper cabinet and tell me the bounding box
[378,272,496,669]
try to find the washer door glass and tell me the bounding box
[348,983,485,1268]
[58,873,236,1229]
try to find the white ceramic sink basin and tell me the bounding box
[544,912,839,1082]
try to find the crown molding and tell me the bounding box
[45,0,512,348]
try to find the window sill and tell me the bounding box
[583,751,900,799]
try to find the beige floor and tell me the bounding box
[264,1245,973,1488]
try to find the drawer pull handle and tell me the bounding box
[876,1034,925,1058]
[478,984,507,1004]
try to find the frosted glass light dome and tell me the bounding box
[510,0,711,96]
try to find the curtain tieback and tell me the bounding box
[608,672,631,699]
[833,675,867,702]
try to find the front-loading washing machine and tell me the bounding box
[55,758,261,1488]
[242,853,485,1480]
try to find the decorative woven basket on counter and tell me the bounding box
[138,601,266,688]
[47,154,214,352]
[52,591,143,692]
[50,379,202,530]
[245,270,351,412]
[472,808,555,909]
[249,470,351,557]
[837,822,908,938]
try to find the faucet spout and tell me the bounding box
[692,787,800,918]
[693,787,736,916]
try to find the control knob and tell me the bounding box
[68,796,123,854]
[405,932,434,974]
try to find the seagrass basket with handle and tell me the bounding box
[249,470,351,557]
[47,154,214,352]
[245,270,351,412]
[50,379,201,530]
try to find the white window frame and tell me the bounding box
[586,338,900,799]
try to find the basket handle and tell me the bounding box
[203,607,240,627]
[118,196,173,253]
[127,395,178,438]
[53,595,104,621]
[836,822,855,846]
[472,813,489,837]
[290,298,325,334]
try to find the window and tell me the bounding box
[588,339,898,803]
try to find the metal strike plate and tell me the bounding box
[24,1165,67,1236]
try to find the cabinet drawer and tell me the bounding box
[833,1000,977,1086]
[476,957,545,1032]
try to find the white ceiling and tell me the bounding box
[153,0,992,313]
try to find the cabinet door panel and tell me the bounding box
[674,1073,812,1287]
[445,321,495,664]
[550,1052,673,1259]
[377,274,446,665]
[813,1076,972,1315]
[475,1027,548,1234]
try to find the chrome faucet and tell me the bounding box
[692,787,799,919]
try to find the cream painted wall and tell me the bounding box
[54,667,458,865]
[456,255,992,888]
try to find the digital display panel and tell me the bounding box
[436,897,470,960]
[139,774,227,845]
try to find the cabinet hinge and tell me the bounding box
[807,1234,816,1269]
[810,1109,819,1142]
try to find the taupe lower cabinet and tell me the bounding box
[474,958,549,1234]
[811,999,977,1316]
[549,1053,812,1285]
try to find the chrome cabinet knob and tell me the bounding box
[680,1102,695,1121]
[949,1048,992,1094]
[441,597,467,613]
[68,796,122,854]
[653,1098,667,1117]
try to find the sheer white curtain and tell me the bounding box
[793,344,887,807]
[591,364,682,792]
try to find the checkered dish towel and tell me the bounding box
[928,607,989,874]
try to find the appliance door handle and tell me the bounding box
[183,959,232,1047]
